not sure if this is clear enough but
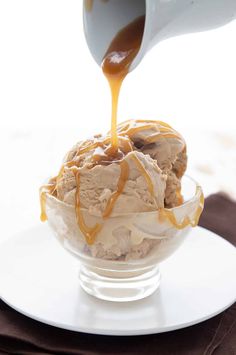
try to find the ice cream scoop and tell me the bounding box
[116,119,187,207]
[57,150,166,215]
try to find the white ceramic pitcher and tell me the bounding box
[83,0,236,71]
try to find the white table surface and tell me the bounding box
[1,225,235,335]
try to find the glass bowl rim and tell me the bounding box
[45,174,203,218]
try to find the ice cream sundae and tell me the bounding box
[39,13,204,301]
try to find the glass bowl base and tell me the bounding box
[79,264,161,302]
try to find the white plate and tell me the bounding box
[0,225,235,336]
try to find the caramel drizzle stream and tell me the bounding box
[106,75,124,149]
[102,16,145,151]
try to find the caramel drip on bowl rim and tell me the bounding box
[40,183,56,222]
[159,187,204,230]
[71,159,129,245]
[75,172,103,245]
[103,160,129,218]
[176,187,184,206]
[39,159,82,222]
[130,154,154,197]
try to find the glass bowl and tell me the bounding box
[45,175,204,302]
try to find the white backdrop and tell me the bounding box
[0,1,236,242]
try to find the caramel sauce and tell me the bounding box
[131,154,154,197]
[40,190,48,222]
[102,136,133,161]
[84,0,93,12]
[69,135,133,166]
[159,188,204,230]
[176,187,184,206]
[75,138,109,157]
[146,133,181,144]
[105,75,123,149]
[117,119,172,129]
[85,0,109,12]
[40,182,56,222]
[74,160,129,244]
[75,172,102,245]
[74,136,133,166]
[103,160,129,218]
[190,190,205,227]
[102,15,145,150]
[120,124,155,137]
[116,119,181,144]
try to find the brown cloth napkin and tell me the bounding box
[0,194,235,355]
